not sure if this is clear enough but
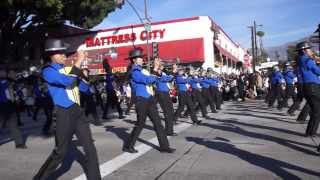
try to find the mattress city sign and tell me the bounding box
[85,29,166,47]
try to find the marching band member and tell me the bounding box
[123,48,175,153]
[0,68,26,149]
[268,66,285,110]
[296,42,320,137]
[33,39,101,180]
[200,70,217,113]
[190,68,209,119]
[208,68,220,111]
[155,60,178,136]
[174,67,201,125]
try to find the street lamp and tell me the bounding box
[125,0,151,70]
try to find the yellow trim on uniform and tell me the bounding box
[63,67,81,105]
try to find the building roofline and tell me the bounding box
[56,16,201,38]
[207,16,240,49]
[96,16,200,33]
[58,16,244,53]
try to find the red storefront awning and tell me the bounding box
[66,38,205,74]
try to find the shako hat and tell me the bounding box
[128,47,145,59]
[296,41,312,51]
[45,39,68,52]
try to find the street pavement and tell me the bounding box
[1,100,320,180]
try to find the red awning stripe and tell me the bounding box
[66,38,205,72]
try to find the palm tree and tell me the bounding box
[256,31,267,64]
[256,31,265,53]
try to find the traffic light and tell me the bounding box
[152,42,159,58]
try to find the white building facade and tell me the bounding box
[63,16,251,74]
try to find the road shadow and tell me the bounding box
[211,118,305,137]
[123,119,155,132]
[48,140,87,180]
[200,122,318,156]
[225,112,297,124]
[176,119,193,124]
[186,136,320,180]
[229,104,272,111]
[0,124,43,146]
[227,108,290,117]
[104,125,158,150]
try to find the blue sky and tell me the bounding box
[92,0,320,48]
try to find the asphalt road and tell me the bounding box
[1,100,320,180]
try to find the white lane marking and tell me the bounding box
[73,122,192,180]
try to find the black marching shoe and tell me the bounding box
[119,115,125,119]
[42,131,53,138]
[203,115,210,119]
[287,112,295,116]
[305,133,319,137]
[159,147,176,153]
[193,120,202,125]
[167,132,178,136]
[33,175,40,180]
[93,121,103,126]
[122,146,138,153]
[296,120,306,124]
[16,144,27,149]
[317,145,320,152]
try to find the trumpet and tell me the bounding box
[162,62,177,68]
[311,54,320,63]
[145,58,179,70]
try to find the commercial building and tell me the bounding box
[23,16,251,75]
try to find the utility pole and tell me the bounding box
[249,21,263,73]
[316,24,320,55]
[319,24,320,55]
[253,21,258,71]
[144,0,151,71]
[124,0,151,70]
[249,26,256,72]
